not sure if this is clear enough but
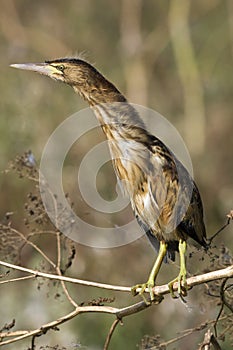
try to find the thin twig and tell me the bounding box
[0,330,29,338]
[9,226,56,268]
[56,231,62,268]
[26,230,57,238]
[0,275,35,284]
[213,278,233,337]
[104,319,121,350]
[150,316,230,350]
[55,230,78,308]
[37,172,79,307]
[0,260,130,292]
[208,213,232,245]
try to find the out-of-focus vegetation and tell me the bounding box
[0,0,232,349]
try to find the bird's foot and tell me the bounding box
[131,280,163,305]
[168,272,188,299]
[168,240,189,300]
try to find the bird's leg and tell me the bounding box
[131,241,167,303]
[168,240,188,298]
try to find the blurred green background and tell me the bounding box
[0,0,233,349]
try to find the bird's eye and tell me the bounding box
[56,64,65,72]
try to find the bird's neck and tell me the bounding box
[73,82,152,198]
[93,102,145,133]
[73,83,148,141]
[73,77,126,105]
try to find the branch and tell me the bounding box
[54,231,78,308]
[1,259,233,347]
[0,298,151,346]
[0,260,130,292]
[208,211,233,244]
[198,329,222,350]
[0,275,35,284]
[4,225,56,268]
[1,260,233,295]
[152,265,233,297]
[104,319,121,350]
[0,305,118,346]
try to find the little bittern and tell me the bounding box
[11,58,207,301]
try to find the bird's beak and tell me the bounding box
[10,63,59,78]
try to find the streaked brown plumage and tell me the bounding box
[11,58,207,301]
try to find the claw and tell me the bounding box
[131,283,150,304]
[131,279,154,300]
[168,272,188,298]
[131,282,163,305]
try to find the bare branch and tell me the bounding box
[0,306,107,346]
[6,226,56,268]
[1,255,233,347]
[0,301,144,346]
[143,316,230,350]
[208,211,233,244]
[54,231,78,308]
[198,329,222,350]
[0,260,130,292]
[1,260,233,295]
[0,275,35,284]
[0,330,29,338]
[104,319,121,350]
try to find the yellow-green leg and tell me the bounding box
[131,241,167,303]
[168,240,188,297]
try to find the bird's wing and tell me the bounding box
[146,137,206,247]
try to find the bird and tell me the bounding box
[10,58,207,302]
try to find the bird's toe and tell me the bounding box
[168,273,188,299]
[131,281,163,305]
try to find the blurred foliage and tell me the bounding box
[0,0,233,349]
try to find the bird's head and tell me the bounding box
[11,58,98,85]
[10,58,125,103]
